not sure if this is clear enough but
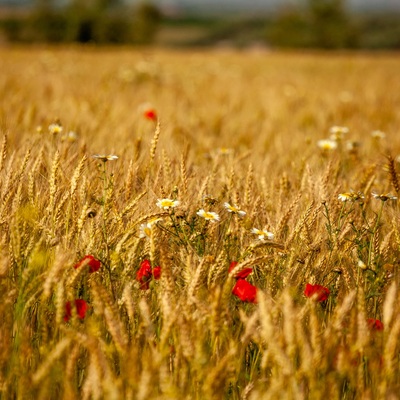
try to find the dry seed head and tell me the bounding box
[177,312,195,359]
[276,192,301,238]
[32,337,72,385]
[0,134,7,172]
[244,163,254,207]
[282,291,296,358]
[228,255,272,280]
[206,252,225,287]
[383,318,400,382]
[204,347,236,398]
[149,121,161,162]
[161,149,172,182]
[332,291,356,332]
[103,306,128,354]
[76,202,89,238]
[27,152,43,205]
[240,309,259,345]
[70,154,87,198]
[137,369,152,400]
[55,280,66,326]
[16,148,31,185]
[286,201,314,247]
[386,154,400,195]
[320,160,333,201]
[65,344,80,382]
[364,175,377,202]
[242,382,255,400]
[120,191,146,219]
[11,181,23,214]
[180,153,188,196]
[383,282,397,328]
[372,229,381,266]
[48,150,60,213]
[124,159,135,200]
[66,260,88,288]
[55,192,71,238]
[149,222,156,267]
[134,212,168,229]
[90,280,118,318]
[1,151,15,202]
[42,253,70,300]
[380,230,393,264]
[355,288,369,351]
[81,356,103,400]
[159,248,175,303]
[227,167,235,196]
[187,257,208,304]
[138,298,153,337]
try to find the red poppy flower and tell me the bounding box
[144,109,157,121]
[136,259,153,290]
[229,261,253,280]
[74,255,101,273]
[304,283,330,302]
[64,299,88,322]
[152,266,161,280]
[367,318,384,331]
[232,279,257,303]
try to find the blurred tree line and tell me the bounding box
[265,0,400,49]
[267,0,357,48]
[0,0,162,44]
[0,0,399,48]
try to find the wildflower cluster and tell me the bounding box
[304,283,330,302]
[230,261,257,303]
[64,254,102,321]
[136,259,161,290]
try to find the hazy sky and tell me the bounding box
[1,0,400,11]
[136,0,400,11]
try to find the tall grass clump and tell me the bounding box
[1,47,400,399]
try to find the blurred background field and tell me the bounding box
[2,47,400,159]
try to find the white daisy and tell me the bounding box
[61,131,78,142]
[92,154,119,162]
[224,202,246,217]
[372,192,397,202]
[217,148,233,156]
[358,259,367,270]
[371,130,385,139]
[338,192,364,202]
[345,141,360,152]
[330,126,349,136]
[139,223,153,239]
[197,209,220,223]
[156,198,180,210]
[48,123,63,134]
[139,217,162,239]
[251,228,274,241]
[317,139,337,150]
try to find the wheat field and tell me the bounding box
[1,46,400,399]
